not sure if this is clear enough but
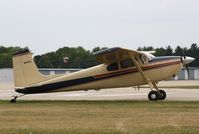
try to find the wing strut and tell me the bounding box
[129,53,167,101]
[129,54,154,90]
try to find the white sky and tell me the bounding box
[0,0,199,54]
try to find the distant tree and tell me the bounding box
[91,47,108,53]
[0,46,23,68]
[92,47,101,53]
[137,46,154,51]
[34,46,102,69]
[154,47,167,56]
[164,45,173,56]
[174,46,184,56]
[187,44,199,67]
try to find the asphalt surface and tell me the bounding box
[0,81,199,101]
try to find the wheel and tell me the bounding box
[148,91,159,101]
[159,90,166,100]
[10,99,16,103]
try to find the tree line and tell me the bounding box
[0,44,198,68]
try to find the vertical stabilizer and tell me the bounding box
[12,49,60,88]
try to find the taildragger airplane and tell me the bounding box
[10,47,195,103]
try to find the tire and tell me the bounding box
[10,99,16,103]
[148,91,159,101]
[159,90,166,100]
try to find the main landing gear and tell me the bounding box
[147,82,167,101]
[10,94,25,103]
[148,90,166,101]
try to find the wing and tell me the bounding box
[93,47,142,64]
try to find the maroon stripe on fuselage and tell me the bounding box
[94,60,181,79]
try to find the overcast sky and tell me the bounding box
[0,0,199,54]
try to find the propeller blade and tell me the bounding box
[185,65,190,79]
[180,57,183,63]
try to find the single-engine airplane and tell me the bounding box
[10,47,195,103]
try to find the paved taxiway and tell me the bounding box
[0,81,199,101]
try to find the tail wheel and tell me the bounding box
[10,99,16,103]
[148,91,159,101]
[159,90,166,100]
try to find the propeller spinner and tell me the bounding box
[181,56,195,78]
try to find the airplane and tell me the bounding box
[10,47,195,103]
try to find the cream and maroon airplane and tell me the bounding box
[10,47,195,103]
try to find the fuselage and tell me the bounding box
[16,56,183,94]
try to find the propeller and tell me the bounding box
[185,65,190,78]
[181,48,190,79]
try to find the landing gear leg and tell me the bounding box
[147,82,167,101]
[10,94,25,103]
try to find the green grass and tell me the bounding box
[0,100,199,134]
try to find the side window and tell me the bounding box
[107,63,119,71]
[120,59,134,69]
[140,54,149,63]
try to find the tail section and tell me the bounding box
[12,49,61,88]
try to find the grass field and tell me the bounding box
[0,100,199,134]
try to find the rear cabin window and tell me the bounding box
[107,63,119,71]
[120,59,134,69]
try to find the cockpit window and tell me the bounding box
[107,63,119,71]
[140,54,149,63]
[120,59,134,69]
